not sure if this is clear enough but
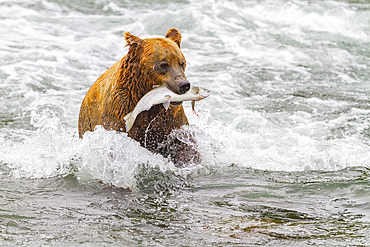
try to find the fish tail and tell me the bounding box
[124,112,134,132]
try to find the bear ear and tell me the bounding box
[125,32,142,47]
[165,28,182,48]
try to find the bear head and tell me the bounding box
[123,28,190,98]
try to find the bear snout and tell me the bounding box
[178,80,190,94]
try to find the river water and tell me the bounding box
[0,0,369,246]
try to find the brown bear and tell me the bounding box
[78,28,200,166]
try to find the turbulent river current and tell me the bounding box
[0,0,369,246]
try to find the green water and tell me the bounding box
[1,165,369,246]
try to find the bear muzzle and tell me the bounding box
[178,80,190,94]
[169,80,190,106]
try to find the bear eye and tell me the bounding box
[159,61,169,70]
[180,62,186,69]
[157,61,169,74]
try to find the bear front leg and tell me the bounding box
[157,127,201,167]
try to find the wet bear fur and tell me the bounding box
[78,28,200,166]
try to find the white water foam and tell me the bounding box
[0,119,174,188]
[1,103,369,187]
[188,105,370,172]
[0,0,369,186]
